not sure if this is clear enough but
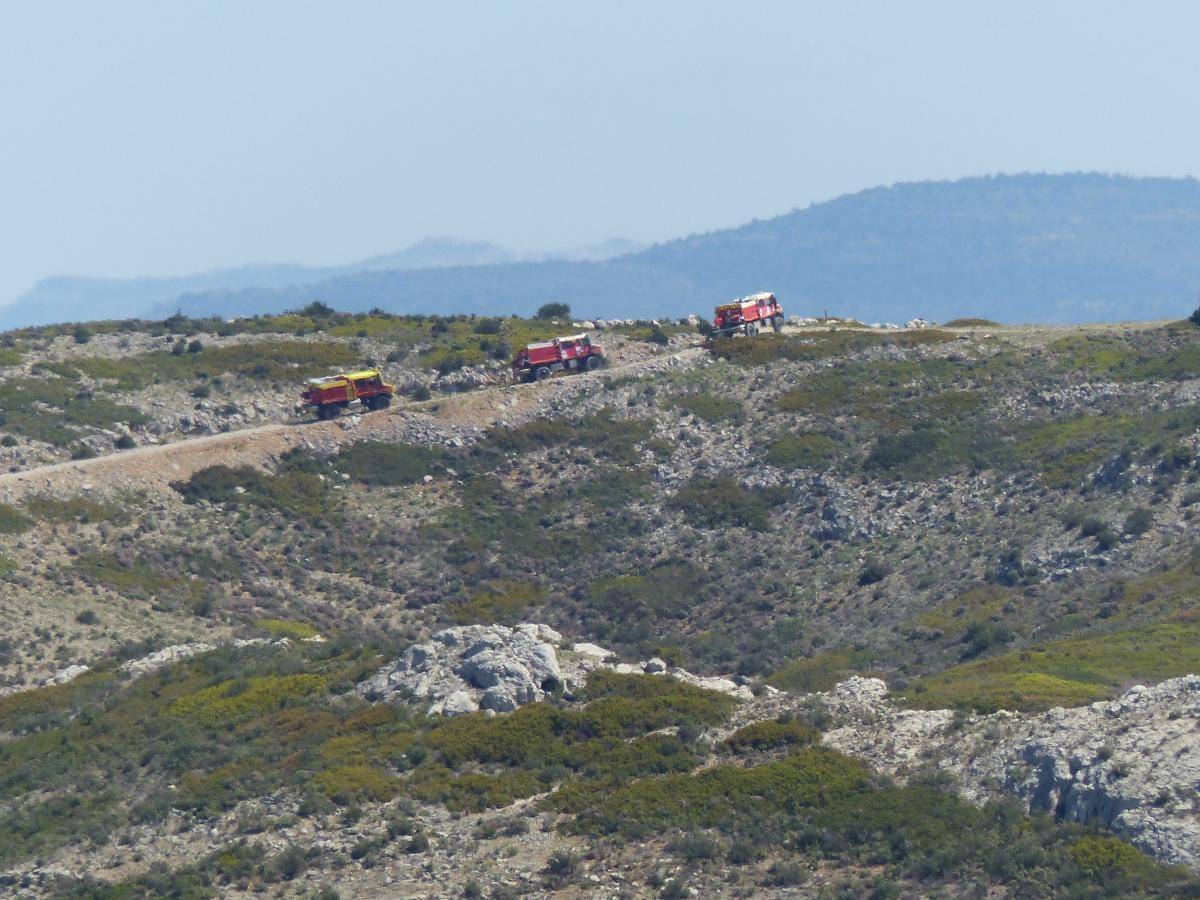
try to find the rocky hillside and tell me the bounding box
[0,309,1199,897]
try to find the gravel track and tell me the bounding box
[0,343,707,503]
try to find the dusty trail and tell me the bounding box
[0,343,707,503]
[3,317,1034,503]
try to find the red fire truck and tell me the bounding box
[711,292,785,338]
[300,369,396,419]
[511,333,606,382]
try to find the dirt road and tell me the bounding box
[0,343,708,503]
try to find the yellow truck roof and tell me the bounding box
[307,369,380,386]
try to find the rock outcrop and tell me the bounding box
[356,624,762,716]
[357,624,567,714]
[818,676,1200,870]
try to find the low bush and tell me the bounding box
[667,392,742,423]
[858,557,891,586]
[942,317,1000,327]
[171,463,331,519]
[764,433,837,469]
[168,674,328,726]
[311,764,401,804]
[1123,506,1154,536]
[536,302,570,320]
[902,619,1200,711]
[669,476,779,531]
[330,441,443,486]
[721,718,819,753]
[0,503,33,535]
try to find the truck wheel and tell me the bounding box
[772,315,783,333]
[375,395,391,410]
[585,355,604,371]
[317,404,333,420]
[746,323,759,337]
[534,366,551,381]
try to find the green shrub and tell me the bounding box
[669,476,778,531]
[407,766,541,812]
[311,765,401,804]
[0,503,33,535]
[330,441,443,486]
[171,463,330,519]
[902,619,1200,711]
[1123,506,1154,536]
[449,581,546,624]
[423,672,733,771]
[668,392,742,423]
[1068,835,1154,880]
[559,747,873,836]
[768,648,874,693]
[1095,528,1119,551]
[858,557,891,586]
[709,329,955,368]
[472,317,503,334]
[764,433,837,469]
[581,565,703,625]
[722,718,819,753]
[74,340,360,390]
[942,318,1000,327]
[256,619,319,640]
[536,302,570,320]
[168,674,328,726]
[962,621,1014,658]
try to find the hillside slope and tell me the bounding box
[170,173,1200,324]
[1,311,1199,896]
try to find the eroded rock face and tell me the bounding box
[818,676,1200,870]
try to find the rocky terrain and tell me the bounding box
[818,676,1200,869]
[0,308,1199,897]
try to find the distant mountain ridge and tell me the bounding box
[167,173,1200,325]
[0,236,647,329]
[6,173,1200,327]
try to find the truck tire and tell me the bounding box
[772,315,783,333]
[746,323,759,337]
[317,404,335,420]
[534,366,551,381]
[585,355,604,371]
[375,395,391,410]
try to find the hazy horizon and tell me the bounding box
[4,1,1200,307]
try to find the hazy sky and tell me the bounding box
[2,1,1199,306]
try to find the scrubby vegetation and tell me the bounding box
[3,311,1200,893]
[903,618,1200,711]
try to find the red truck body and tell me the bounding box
[712,292,784,337]
[512,333,606,381]
[300,369,396,419]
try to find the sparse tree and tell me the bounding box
[536,302,571,320]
